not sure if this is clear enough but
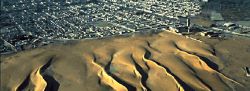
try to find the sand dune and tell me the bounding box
[0,31,247,91]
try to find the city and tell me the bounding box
[0,0,202,53]
[1,0,250,91]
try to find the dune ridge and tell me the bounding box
[1,31,243,91]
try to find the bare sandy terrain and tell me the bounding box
[1,31,249,91]
[190,35,250,91]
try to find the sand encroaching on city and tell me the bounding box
[0,30,244,91]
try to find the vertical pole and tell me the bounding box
[187,10,191,33]
[187,17,190,33]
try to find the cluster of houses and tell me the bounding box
[0,0,204,54]
[1,0,249,54]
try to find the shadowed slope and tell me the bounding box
[0,30,243,91]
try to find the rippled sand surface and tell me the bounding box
[1,31,249,91]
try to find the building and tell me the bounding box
[202,0,208,2]
[210,11,224,21]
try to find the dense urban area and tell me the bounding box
[0,0,250,54]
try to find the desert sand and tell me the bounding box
[1,31,249,91]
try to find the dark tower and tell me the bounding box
[0,0,3,12]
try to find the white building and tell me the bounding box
[202,0,208,2]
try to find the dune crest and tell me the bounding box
[1,31,242,91]
[93,60,128,91]
[143,57,184,91]
[30,67,47,91]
